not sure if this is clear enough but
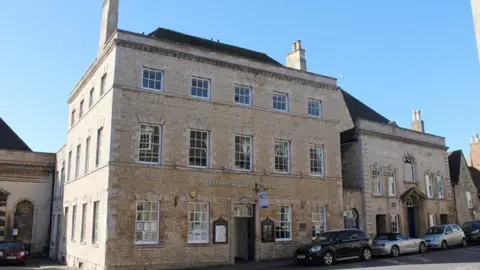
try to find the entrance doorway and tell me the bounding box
[376,214,387,234]
[407,199,416,237]
[233,204,255,263]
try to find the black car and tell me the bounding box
[461,220,480,244]
[294,229,372,266]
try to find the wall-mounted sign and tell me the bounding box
[213,218,228,244]
[207,181,285,190]
[258,192,269,208]
[375,150,400,158]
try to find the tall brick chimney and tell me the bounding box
[98,0,119,58]
[470,133,480,169]
[411,109,425,133]
[286,40,307,71]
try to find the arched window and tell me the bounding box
[344,208,359,229]
[404,156,416,182]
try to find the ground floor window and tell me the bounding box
[188,202,209,244]
[275,205,292,241]
[391,214,399,233]
[428,213,437,227]
[312,205,327,239]
[135,201,159,244]
[344,209,359,229]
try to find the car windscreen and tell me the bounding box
[374,234,396,241]
[462,221,480,230]
[315,231,337,241]
[0,242,23,249]
[425,226,445,235]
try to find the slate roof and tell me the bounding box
[0,117,31,151]
[148,27,283,66]
[340,90,390,142]
[469,166,480,194]
[448,150,463,185]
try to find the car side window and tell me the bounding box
[357,230,367,238]
[337,231,352,241]
[396,234,408,240]
[445,225,453,234]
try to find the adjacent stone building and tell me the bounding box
[52,0,345,269]
[448,150,480,225]
[339,90,455,238]
[468,134,480,201]
[0,117,56,255]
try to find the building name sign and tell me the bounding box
[207,181,285,190]
[375,150,400,158]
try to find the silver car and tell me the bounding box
[372,232,427,257]
[420,224,467,250]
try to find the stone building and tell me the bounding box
[52,0,345,269]
[468,134,480,201]
[0,117,56,255]
[448,150,480,225]
[471,0,480,63]
[339,90,455,238]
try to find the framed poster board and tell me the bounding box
[213,218,228,244]
[261,217,274,242]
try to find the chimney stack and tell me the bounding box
[286,40,306,71]
[98,0,119,58]
[411,109,425,133]
[470,133,480,169]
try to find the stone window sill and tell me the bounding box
[134,242,165,248]
[91,243,99,248]
[186,243,210,247]
[80,242,86,245]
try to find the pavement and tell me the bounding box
[3,245,480,270]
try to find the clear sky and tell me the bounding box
[0,1,479,155]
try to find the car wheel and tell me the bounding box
[391,245,400,257]
[441,240,448,250]
[361,247,372,261]
[461,238,467,248]
[322,251,334,266]
[419,242,427,253]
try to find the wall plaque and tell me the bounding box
[213,218,228,244]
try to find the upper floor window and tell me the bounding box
[234,135,252,171]
[309,144,325,177]
[100,73,107,95]
[85,137,91,173]
[436,175,444,199]
[70,110,76,127]
[426,174,433,198]
[79,100,84,118]
[308,99,322,117]
[75,144,81,178]
[386,170,396,196]
[372,168,382,195]
[138,124,161,164]
[234,85,252,105]
[96,127,103,167]
[89,88,94,108]
[191,77,210,99]
[189,130,209,168]
[142,68,163,91]
[67,151,72,182]
[274,140,290,173]
[273,92,288,111]
[404,156,416,182]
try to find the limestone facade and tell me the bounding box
[0,149,55,255]
[54,4,345,268]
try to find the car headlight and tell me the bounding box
[472,229,479,234]
[310,245,322,252]
[19,251,25,256]
[0,251,3,256]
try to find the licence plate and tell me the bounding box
[7,256,17,259]
[297,255,306,259]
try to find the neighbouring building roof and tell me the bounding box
[0,117,31,151]
[469,166,480,194]
[340,90,390,142]
[448,150,463,185]
[148,27,283,67]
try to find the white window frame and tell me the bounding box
[307,98,322,117]
[467,192,473,209]
[391,214,399,232]
[309,144,325,177]
[404,157,416,182]
[79,100,84,118]
[96,127,103,167]
[426,174,433,198]
[234,135,252,171]
[80,203,87,242]
[67,151,72,182]
[234,85,252,106]
[75,144,81,178]
[71,205,77,240]
[372,169,382,195]
[92,201,99,244]
[187,202,209,244]
[190,77,210,99]
[138,124,162,164]
[188,130,209,168]
[386,170,396,196]
[312,205,327,239]
[142,68,164,91]
[63,207,68,240]
[273,92,288,112]
[100,73,106,95]
[436,175,444,199]
[135,201,160,245]
[85,137,90,173]
[89,88,94,108]
[71,109,75,127]
[429,213,437,227]
[275,205,292,241]
[60,163,65,196]
[274,140,290,173]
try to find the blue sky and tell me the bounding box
[0,1,479,155]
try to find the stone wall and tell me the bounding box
[455,152,480,225]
